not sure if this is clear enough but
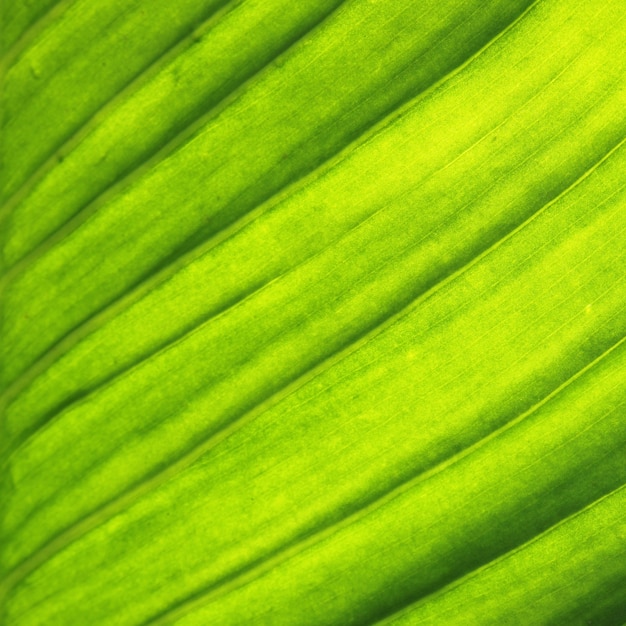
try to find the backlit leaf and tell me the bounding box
[1,0,625,624]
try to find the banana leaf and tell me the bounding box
[1,0,625,623]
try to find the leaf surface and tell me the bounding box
[1,0,625,624]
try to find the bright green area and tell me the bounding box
[0,0,534,386]
[1,0,625,624]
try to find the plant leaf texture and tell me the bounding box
[1,0,625,624]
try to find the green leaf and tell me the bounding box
[1,0,625,624]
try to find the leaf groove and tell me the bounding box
[0,0,541,411]
[141,337,626,626]
[0,0,74,76]
[0,0,237,230]
[2,131,624,600]
[0,0,348,264]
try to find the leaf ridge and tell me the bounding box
[0,0,351,268]
[11,184,626,573]
[2,134,624,601]
[0,0,74,77]
[0,0,543,412]
[0,5,600,423]
[0,0,532,284]
[0,68,622,462]
[0,0,238,233]
[0,51,622,454]
[140,337,626,626]
[373,481,626,626]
